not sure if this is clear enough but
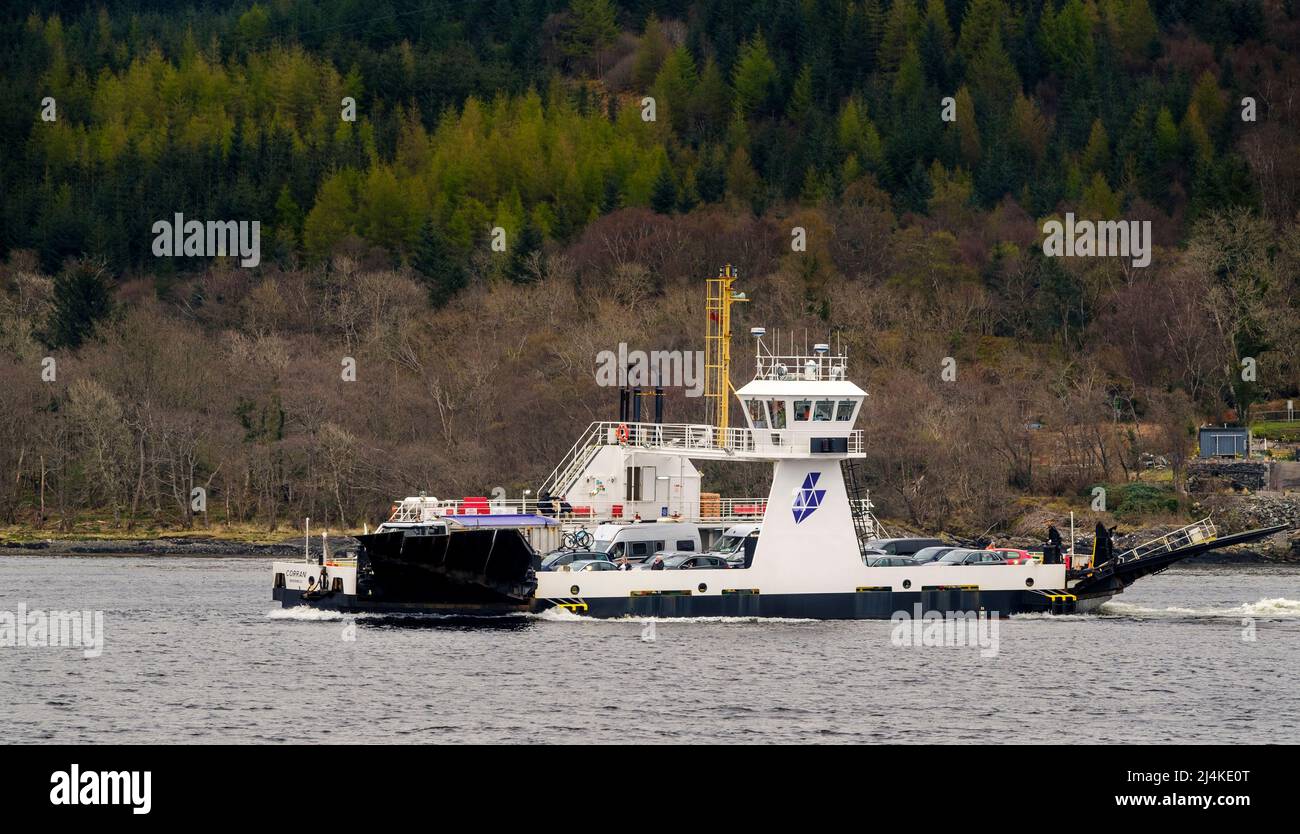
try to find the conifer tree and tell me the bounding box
[413,218,467,307]
[46,259,114,350]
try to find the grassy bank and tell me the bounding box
[1251,421,1300,444]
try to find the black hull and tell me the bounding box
[355,528,537,605]
[275,587,532,616]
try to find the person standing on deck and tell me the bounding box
[1093,522,1116,566]
[1045,524,1063,564]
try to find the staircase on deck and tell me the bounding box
[538,422,606,500]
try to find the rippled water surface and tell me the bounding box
[2,555,1298,743]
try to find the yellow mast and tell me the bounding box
[704,264,747,436]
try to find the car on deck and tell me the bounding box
[541,550,613,571]
[569,559,622,572]
[908,546,956,564]
[935,549,1010,566]
[638,553,731,570]
[985,547,1039,565]
[866,555,920,567]
[862,537,946,556]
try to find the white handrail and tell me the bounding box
[560,421,863,456]
[1117,517,1217,563]
[386,493,887,535]
[538,421,603,498]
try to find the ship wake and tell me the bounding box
[1100,596,1300,620]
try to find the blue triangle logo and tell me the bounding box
[792,472,826,524]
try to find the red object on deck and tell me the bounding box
[735,504,765,515]
[461,496,490,515]
[986,547,1036,564]
[611,504,623,518]
[571,506,591,517]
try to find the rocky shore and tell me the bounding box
[1186,492,1300,564]
[886,492,1300,565]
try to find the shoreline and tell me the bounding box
[0,533,1291,565]
[1,535,360,559]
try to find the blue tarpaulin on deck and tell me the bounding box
[445,514,559,528]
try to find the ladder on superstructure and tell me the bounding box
[704,264,747,438]
[841,459,879,558]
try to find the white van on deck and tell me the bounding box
[707,523,761,567]
[590,522,703,563]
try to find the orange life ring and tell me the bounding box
[615,423,630,443]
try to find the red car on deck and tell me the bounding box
[985,547,1039,565]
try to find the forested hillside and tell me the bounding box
[1,1,1298,536]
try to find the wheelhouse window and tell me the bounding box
[794,400,812,422]
[747,399,768,428]
[835,399,856,422]
[771,400,787,429]
[813,400,834,421]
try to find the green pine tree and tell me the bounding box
[46,259,114,350]
[650,165,678,214]
[413,218,468,307]
[696,147,727,203]
[507,220,544,284]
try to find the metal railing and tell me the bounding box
[699,497,768,520]
[538,421,606,498]
[853,502,888,540]
[1250,409,1299,424]
[386,495,775,525]
[549,421,864,458]
[1117,517,1217,563]
[605,421,731,452]
[540,420,865,500]
[753,352,850,382]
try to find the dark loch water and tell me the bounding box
[2,555,1298,743]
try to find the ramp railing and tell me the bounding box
[1117,517,1217,563]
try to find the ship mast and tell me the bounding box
[704,264,747,437]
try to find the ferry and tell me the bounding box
[272,268,1288,619]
